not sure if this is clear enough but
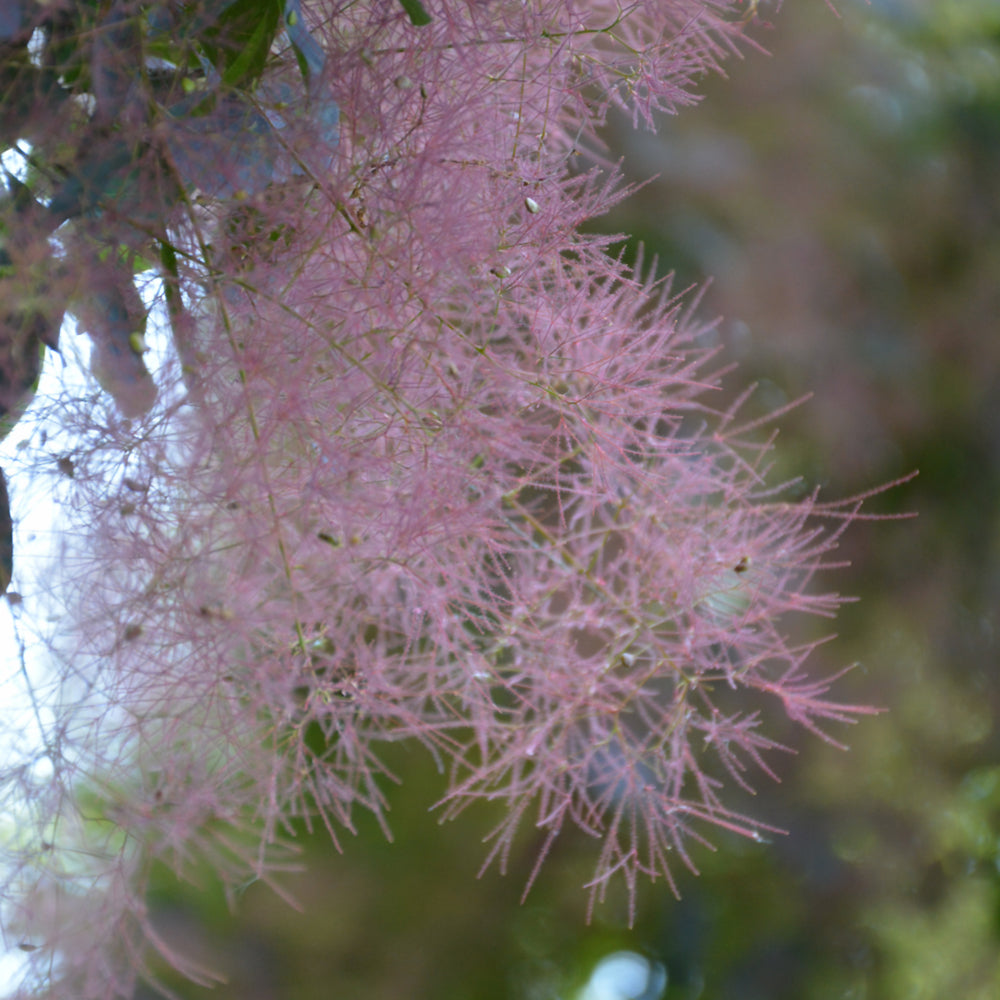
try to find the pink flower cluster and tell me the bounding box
[1,1,893,995]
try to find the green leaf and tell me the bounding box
[200,0,282,90]
[220,3,280,89]
[398,0,432,27]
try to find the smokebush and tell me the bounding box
[0,2,901,996]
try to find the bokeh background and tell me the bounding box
[143,1,1000,996]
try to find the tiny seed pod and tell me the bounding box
[524,196,540,214]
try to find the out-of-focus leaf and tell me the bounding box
[158,238,201,395]
[165,95,285,199]
[0,0,28,42]
[200,0,282,90]
[0,262,51,433]
[0,183,63,432]
[48,136,138,221]
[0,321,44,431]
[284,0,325,85]
[280,0,338,177]
[166,55,338,199]
[0,54,67,146]
[305,88,340,176]
[0,466,11,595]
[91,2,142,122]
[398,0,432,27]
[90,332,157,419]
[72,258,156,419]
[220,2,282,89]
[44,0,102,90]
[3,171,32,213]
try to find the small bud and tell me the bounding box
[524,196,540,214]
[199,603,234,621]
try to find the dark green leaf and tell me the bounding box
[398,0,432,27]
[220,2,281,89]
[200,0,282,90]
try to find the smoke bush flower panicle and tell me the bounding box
[0,1,898,995]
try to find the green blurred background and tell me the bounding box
[144,1,1000,996]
